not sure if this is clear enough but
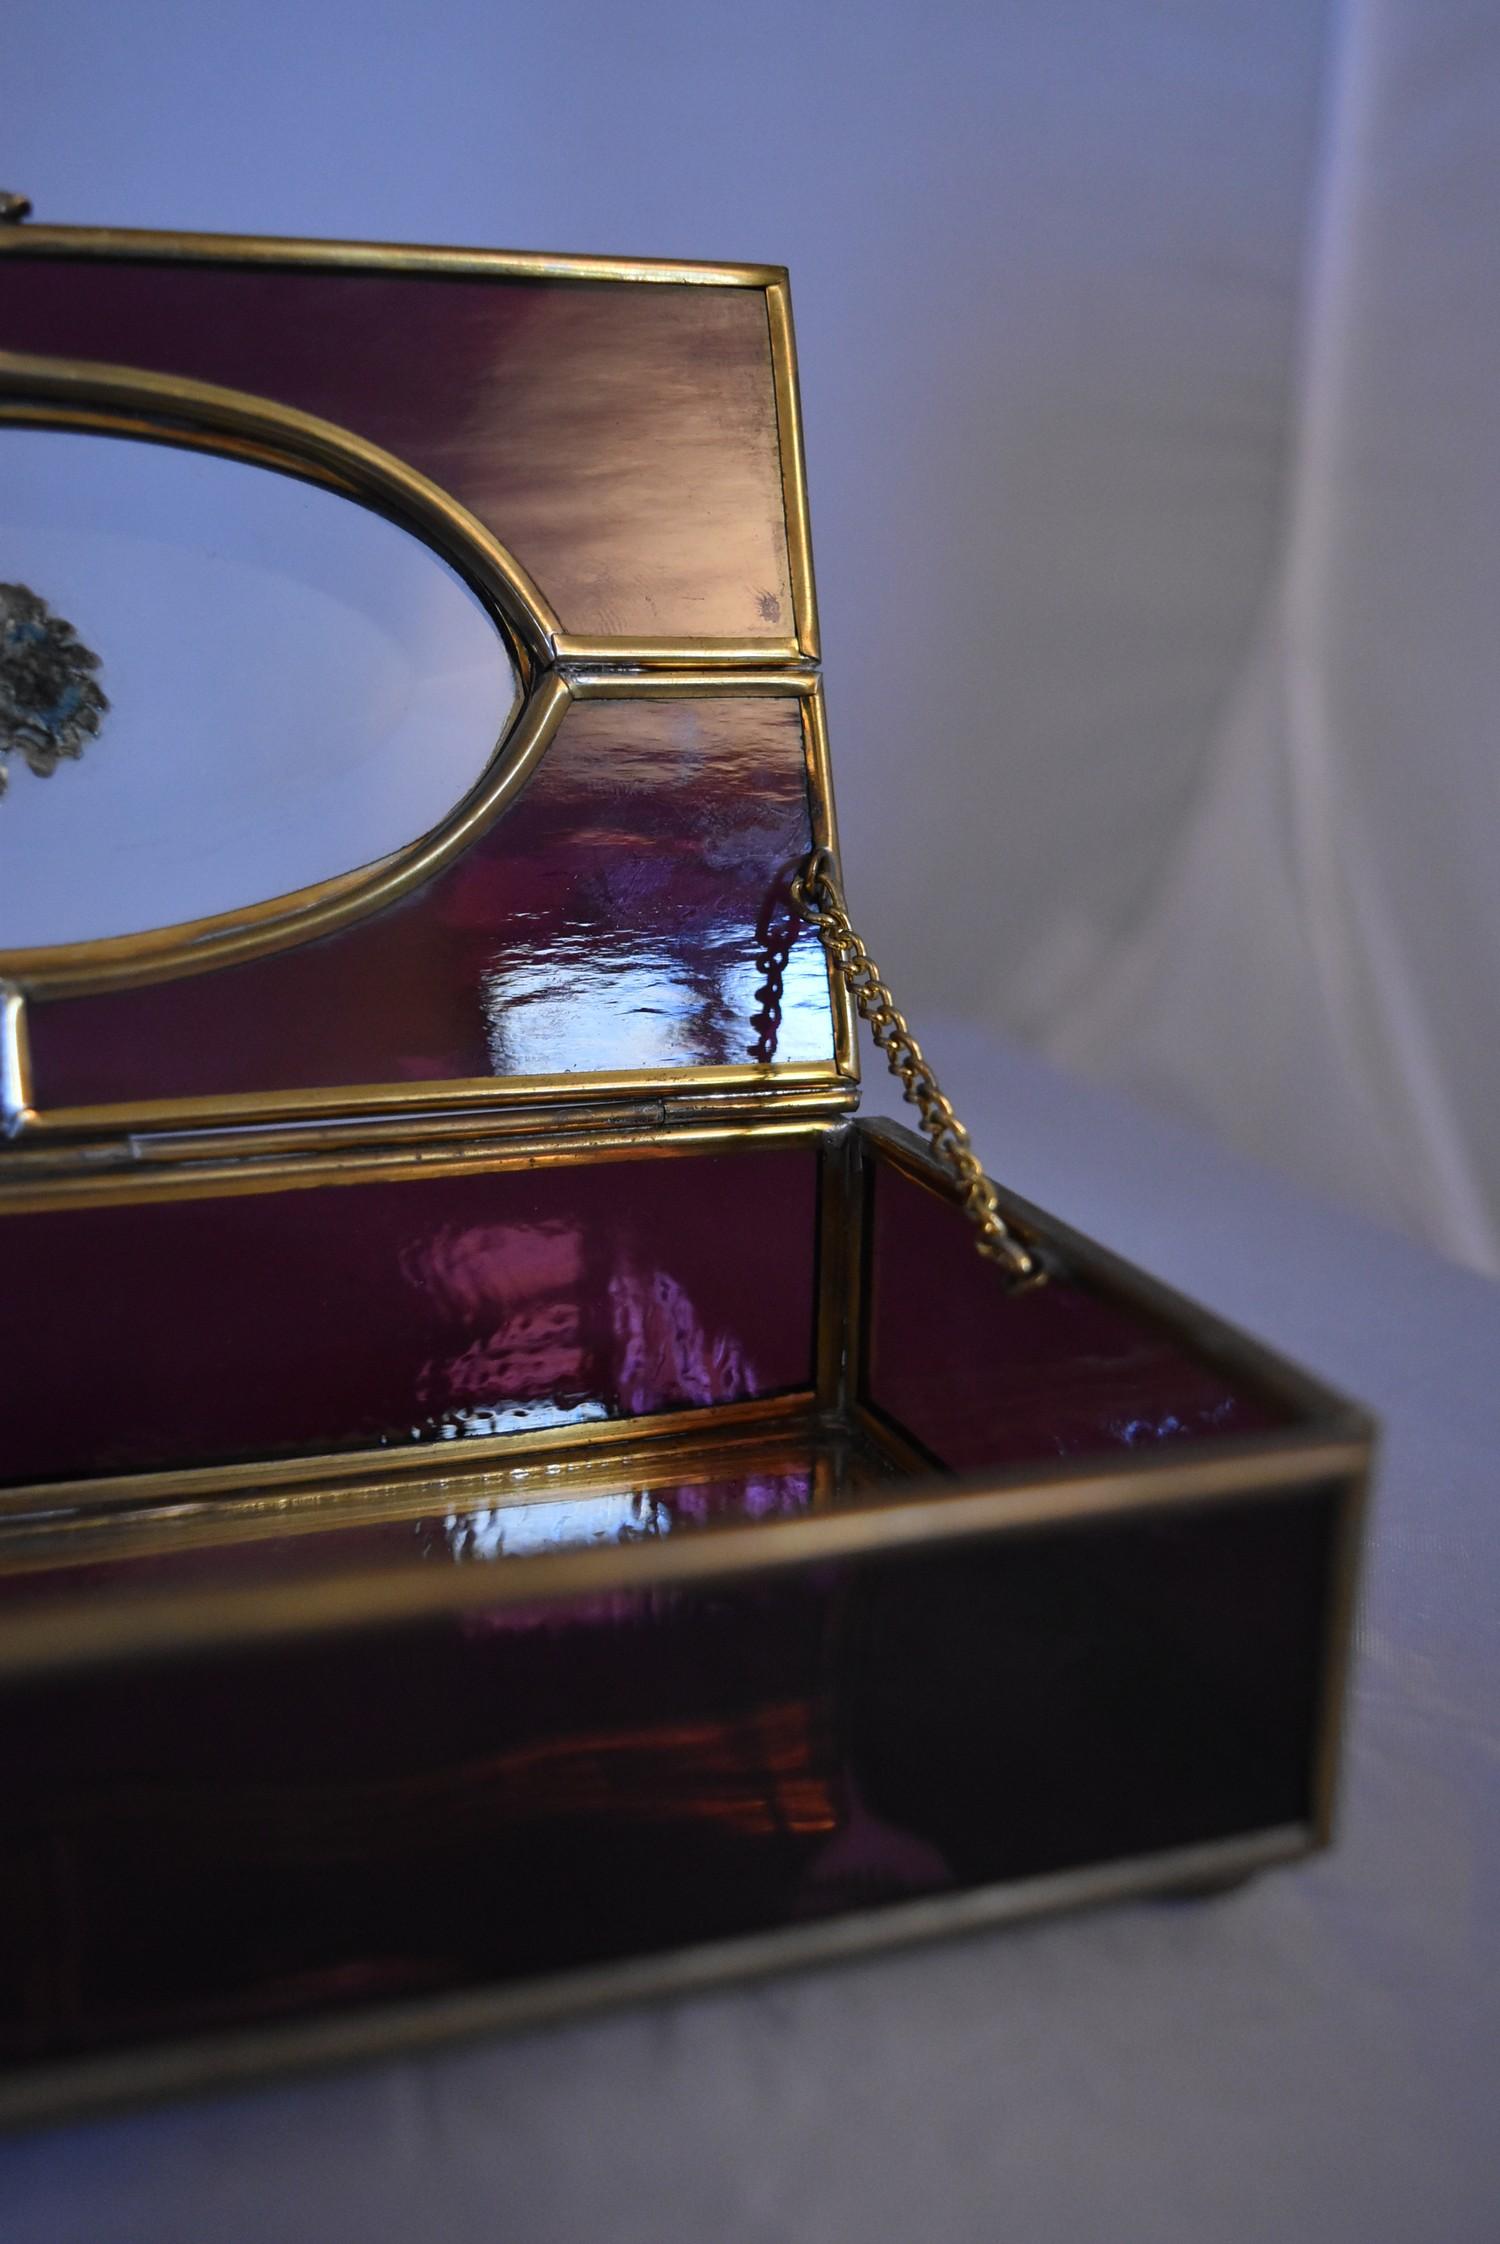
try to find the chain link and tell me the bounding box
[791,847,1043,1290]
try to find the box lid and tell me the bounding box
[0,217,854,1158]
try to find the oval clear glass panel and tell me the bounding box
[0,428,522,950]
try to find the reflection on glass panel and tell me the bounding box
[478,936,831,1075]
[0,428,520,950]
[476,697,832,1076]
[391,1213,773,1444]
[19,669,839,1105]
[426,1470,818,1565]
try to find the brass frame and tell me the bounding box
[0,223,842,1150]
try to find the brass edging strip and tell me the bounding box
[765,280,820,660]
[0,401,377,494]
[813,1128,859,1414]
[562,668,817,699]
[554,635,803,668]
[1308,1458,1375,1846]
[29,1101,673,1169]
[849,1133,876,1406]
[0,1108,839,1213]
[0,1392,818,1530]
[0,224,787,290]
[0,1822,1309,2134]
[0,1433,1371,1683]
[0,1414,830,1571]
[14,1060,843,1143]
[37,1085,848,1170]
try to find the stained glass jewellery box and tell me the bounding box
[0,211,1371,2127]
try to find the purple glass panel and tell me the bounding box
[0,1572,843,2065]
[27,697,831,1108]
[0,256,793,640]
[0,1488,1334,2075]
[0,1146,818,1485]
[865,1155,1283,1472]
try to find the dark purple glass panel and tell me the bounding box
[0,1487,1334,2075]
[0,1146,818,1485]
[27,697,831,1108]
[865,1156,1283,1472]
[0,256,793,640]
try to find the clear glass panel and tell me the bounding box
[0,428,522,950]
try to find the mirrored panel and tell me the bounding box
[0,427,523,952]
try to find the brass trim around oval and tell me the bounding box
[0,348,566,998]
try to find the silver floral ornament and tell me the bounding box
[0,582,109,798]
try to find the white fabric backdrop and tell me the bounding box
[7,0,1497,1269]
[1037,0,1500,1276]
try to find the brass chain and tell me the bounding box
[791,847,1043,1290]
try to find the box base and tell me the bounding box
[0,1123,1367,2126]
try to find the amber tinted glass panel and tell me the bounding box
[0,1488,1333,2075]
[27,695,832,1108]
[0,1146,818,1486]
[0,258,793,641]
[864,1156,1285,1471]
